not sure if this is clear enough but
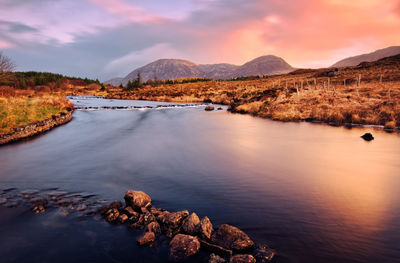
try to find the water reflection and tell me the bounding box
[0,97,399,263]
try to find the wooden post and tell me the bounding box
[285,80,288,97]
[308,80,311,91]
[328,77,330,90]
[343,79,346,88]
[380,74,383,84]
[301,80,304,91]
[356,74,361,97]
[388,88,391,100]
[296,84,300,97]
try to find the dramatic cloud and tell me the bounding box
[0,0,399,80]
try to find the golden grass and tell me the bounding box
[0,94,73,134]
[108,62,400,128]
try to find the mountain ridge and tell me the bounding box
[106,55,294,86]
[331,46,400,67]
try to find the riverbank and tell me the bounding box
[104,55,400,130]
[0,110,73,145]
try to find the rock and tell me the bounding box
[124,190,151,210]
[209,253,226,263]
[146,221,161,233]
[205,106,215,111]
[118,214,129,223]
[76,204,87,211]
[32,205,45,214]
[99,201,122,215]
[150,207,165,217]
[200,239,232,257]
[30,198,48,207]
[106,208,120,223]
[143,212,156,225]
[200,216,213,240]
[137,232,155,247]
[130,214,145,229]
[158,210,189,237]
[211,224,254,252]
[361,133,374,141]
[217,107,223,111]
[182,213,201,235]
[254,244,274,262]
[229,254,256,263]
[0,198,6,204]
[169,234,200,261]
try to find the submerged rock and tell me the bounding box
[118,214,129,223]
[137,232,155,247]
[229,254,256,263]
[209,253,226,263]
[99,201,122,215]
[205,106,215,111]
[211,224,254,252]
[254,244,274,262]
[200,239,232,257]
[32,205,45,214]
[361,133,374,141]
[124,190,151,210]
[106,208,120,223]
[169,234,200,261]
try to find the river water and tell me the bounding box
[0,96,399,263]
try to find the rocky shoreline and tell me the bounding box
[101,190,275,263]
[0,111,73,145]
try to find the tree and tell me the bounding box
[0,52,15,83]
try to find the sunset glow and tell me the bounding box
[0,0,399,79]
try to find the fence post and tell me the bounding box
[356,74,361,97]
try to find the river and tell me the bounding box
[0,96,399,263]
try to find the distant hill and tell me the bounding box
[332,46,400,67]
[106,55,294,86]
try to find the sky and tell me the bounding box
[0,0,399,81]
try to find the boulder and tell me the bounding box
[205,106,215,111]
[182,213,201,235]
[200,216,213,240]
[209,253,226,263]
[254,244,274,262]
[229,254,256,263]
[146,221,161,233]
[106,208,120,223]
[361,133,374,141]
[137,232,155,247]
[150,207,165,217]
[158,210,189,237]
[124,190,151,210]
[169,234,200,261]
[143,212,156,225]
[99,201,122,215]
[211,224,254,252]
[123,206,138,217]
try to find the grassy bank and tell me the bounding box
[0,93,73,134]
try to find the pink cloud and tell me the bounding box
[208,0,400,67]
[90,0,169,24]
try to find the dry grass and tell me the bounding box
[0,93,73,134]
[107,59,400,129]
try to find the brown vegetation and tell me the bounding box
[105,55,400,129]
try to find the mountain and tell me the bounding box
[106,55,294,85]
[105,77,124,86]
[331,46,400,67]
[232,55,294,77]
